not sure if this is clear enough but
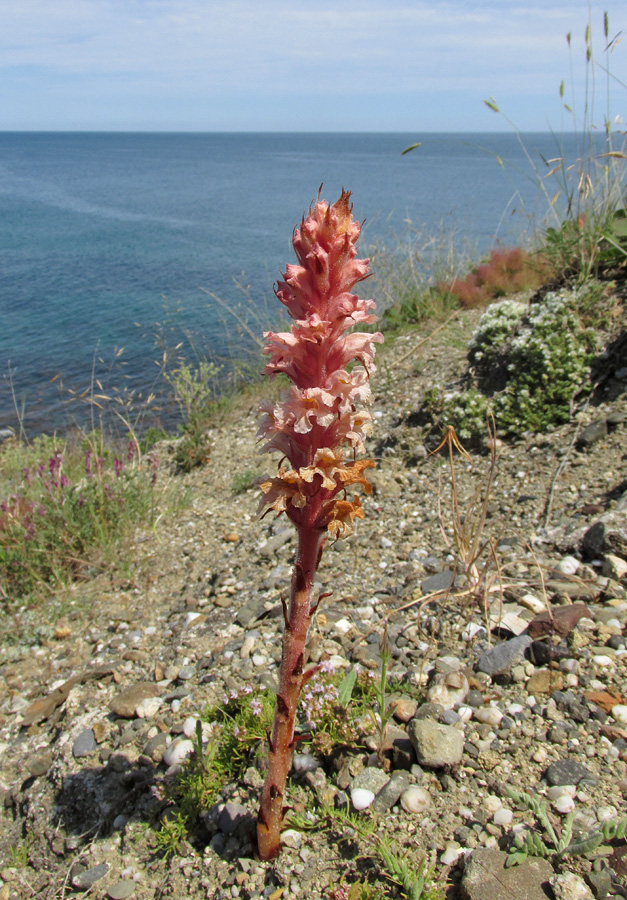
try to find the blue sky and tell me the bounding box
[1,0,626,131]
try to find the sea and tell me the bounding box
[0,131,601,436]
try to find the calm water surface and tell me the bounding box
[0,131,596,433]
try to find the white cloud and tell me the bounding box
[0,0,625,129]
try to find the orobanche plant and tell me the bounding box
[255,189,382,859]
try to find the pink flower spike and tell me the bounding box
[256,190,381,862]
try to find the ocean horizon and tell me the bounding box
[0,130,606,436]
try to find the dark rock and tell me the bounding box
[528,640,571,666]
[545,758,596,786]
[420,570,455,595]
[218,801,253,836]
[372,772,410,813]
[71,863,109,890]
[583,516,627,561]
[526,603,592,639]
[587,867,613,899]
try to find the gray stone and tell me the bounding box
[71,863,109,890]
[578,420,608,448]
[408,719,464,767]
[177,665,196,681]
[258,530,292,556]
[421,569,455,595]
[109,683,161,719]
[72,727,97,759]
[545,759,596,786]
[143,732,169,763]
[218,801,252,836]
[235,600,266,628]
[476,635,532,676]
[373,772,410,813]
[582,516,627,561]
[460,848,554,900]
[107,881,136,900]
[352,767,390,796]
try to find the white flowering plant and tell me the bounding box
[425,286,601,442]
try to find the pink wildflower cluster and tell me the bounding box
[257,189,383,539]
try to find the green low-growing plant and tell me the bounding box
[425,285,602,441]
[166,360,221,472]
[505,787,627,867]
[0,432,163,602]
[321,803,444,900]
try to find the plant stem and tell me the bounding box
[257,521,323,860]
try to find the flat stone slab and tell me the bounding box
[460,848,554,900]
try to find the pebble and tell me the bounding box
[107,881,136,900]
[440,843,463,866]
[472,706,503,727]
[72,728,97,759]
[556,556,580,576]
[545,759,595,787]
[552,795,575,814]
[110,683,161,719]
[476,635,532,676]
[408,719,464,767]
[135,696,162,718]
[492,807,513,827]
[350,788,375,811]
[162,738,194,767]
[71,863,109,890]
[611,704,627,726]
[400,785,431,814]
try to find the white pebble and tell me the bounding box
[281,829,302,849]
[183,611,202,628]
[292,754,321,773]
[252,653,267,667]
[493,807,513,827]
[440,844,463,866]
[135,697,162,719]
[593,655,615,667]
[552,795,575,814]
[163,738,195,767]
[457,705,473,723]
[483,795,503,814]
[519,593,546,614]
[548,785,576,801]
[351,788,375,811]
[556,556,580,575]
[333,618,352,635]
[532,748,547,763]
[170,699,181,713]
[473,707,503,727]
[597,805,618,822]
[462,622,486,641]
[611,704,627,726]
[400,786,432,814]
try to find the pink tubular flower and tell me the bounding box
[256,190,382,861]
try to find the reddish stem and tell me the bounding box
[256,520,322,860]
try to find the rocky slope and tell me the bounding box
[0,305,626,900]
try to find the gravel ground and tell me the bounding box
[0,304,626,900]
